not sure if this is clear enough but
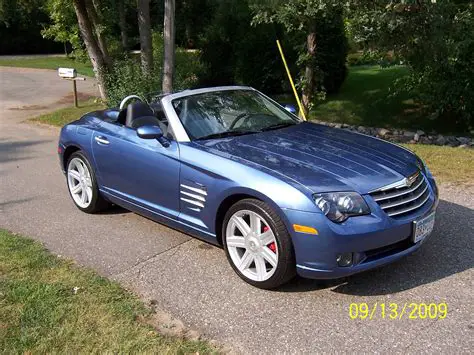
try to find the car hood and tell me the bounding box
[193,122,420,194]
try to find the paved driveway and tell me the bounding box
[1,67,473,353]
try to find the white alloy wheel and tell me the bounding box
[225,209,279,282]
[67,157,93,209]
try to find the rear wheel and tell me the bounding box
[66,151,108,213]
[222,199,296,289]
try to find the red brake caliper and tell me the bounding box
[263,226,277,253]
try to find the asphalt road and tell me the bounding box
[1,67,473,353]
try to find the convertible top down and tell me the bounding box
[58,86,438,288]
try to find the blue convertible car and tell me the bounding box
[58,86,438,288]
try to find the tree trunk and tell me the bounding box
[85,0,111,67]
[182,0,192,48]
[137,0,153,75]
[72,0,108,100]
[302,25,317,117]
[162,0,175,93]
[118,0,129,50]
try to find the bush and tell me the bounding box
[105,32,204,107]
[347,50,403,67]
[409,3,474,131]
[175,49,205,91]
[104,58,159,108]
[350,1,474,131]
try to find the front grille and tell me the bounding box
[370,172,431,218]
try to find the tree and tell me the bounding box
[72,0,108,99]
[350,0,474,131]
[85,0,111,66]
[0,0,62,55]
[137,0,153,75]
[175,0,212,48]
[200,0,290,92]
[42,0,81,57]
[162,0,175,93]
[117,0,129,50]
[252,0,348,116]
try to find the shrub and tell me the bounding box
[104,58,159,108]
[351,1,474,131]
[105,32,204,107]
[175,49,205,91]
[347,50,402,67]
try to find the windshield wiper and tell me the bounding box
[195,130,259,141]
[260,122,297,132]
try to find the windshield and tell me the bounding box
[171,89,300,140]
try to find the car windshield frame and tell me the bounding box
[169,89,301,141]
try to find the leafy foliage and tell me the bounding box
[175,0,213,48]
[42,0,126,61]
[199,0,290,93]
[42,0,85,59]
[105,32,204,107]
[350,0,474,131]
[251,0,349,100]
[347,50,402,67]
[0,0,62,54]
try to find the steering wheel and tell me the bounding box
[119,95,145,110]
[229,112,251,130]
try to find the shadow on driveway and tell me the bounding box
[279,199,473,295]
[0,138,50,163]
[96,204,131,215]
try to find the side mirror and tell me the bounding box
[137,125,163,139]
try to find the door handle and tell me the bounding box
[94,136,109,145]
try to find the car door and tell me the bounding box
[91,121,180,219]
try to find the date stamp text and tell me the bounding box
[349,302,448,320]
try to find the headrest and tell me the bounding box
[125,102,154,127]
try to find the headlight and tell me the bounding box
[314,192,370,223]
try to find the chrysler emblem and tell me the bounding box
[405,172,419,187]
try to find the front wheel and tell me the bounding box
[222,199,296,289]
[66,151,108,213]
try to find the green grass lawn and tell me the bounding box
[0,229,216,353]
[311,65,425,130]
[0,56,94,77]
[29,99,105,127]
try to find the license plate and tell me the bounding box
[413,212,435,243]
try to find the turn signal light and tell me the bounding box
[293,224,318,235]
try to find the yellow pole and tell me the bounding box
[276,39,307,121]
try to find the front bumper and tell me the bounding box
[283,177,439,280]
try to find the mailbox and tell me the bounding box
[58,67,77,79]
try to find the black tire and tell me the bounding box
[222,198,296,289]
[66,151,108,214]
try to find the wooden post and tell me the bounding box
[73,79,78,108]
